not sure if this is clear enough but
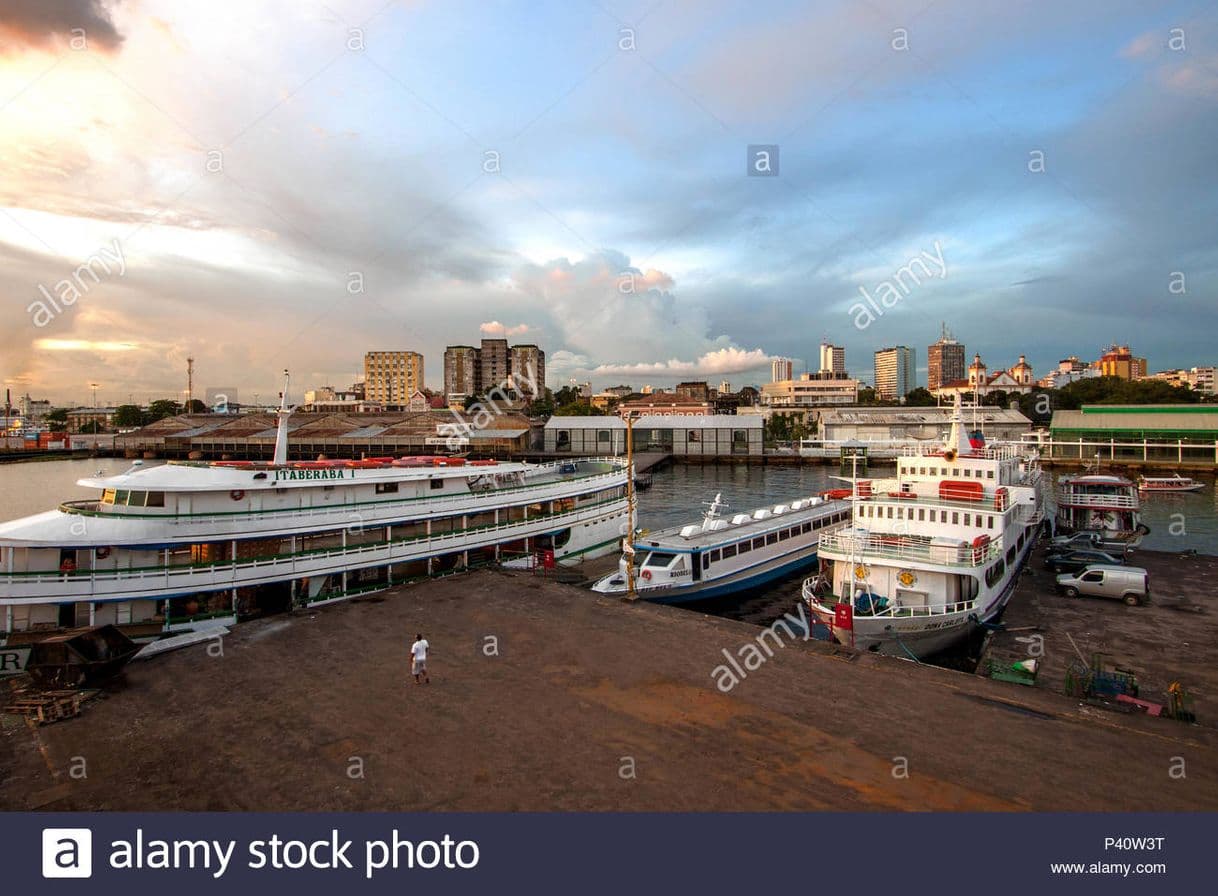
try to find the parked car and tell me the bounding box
[1050,531,1103,550]
[1050,531,1137,555]
[1044,549,1126,574]
[1056,565,1149,606]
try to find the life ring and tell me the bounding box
[640,569,652,581]
[230,489,246,501]
[95,546,111,560]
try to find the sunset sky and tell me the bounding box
[1,0,1215,405]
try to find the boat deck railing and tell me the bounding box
[803,582,976,619]
[816,531,1002,568]
[54,460,629,523]
[1054,490,1139,509]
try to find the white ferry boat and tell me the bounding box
[591,492,851,604]
[802,397,1047,658]
[1136,474,1203,494]
[1056,471,1147,539]
[0,377,630,653]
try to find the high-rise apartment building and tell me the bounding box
[927,323,965,392]
[363,351,424,404]
[479,338,510,390]
[508,344,546,399]
[443,345,480,402]
[818,343,846,376]
[1098,344,1148,380]
[771,357,793,383]
[874,346,916,401]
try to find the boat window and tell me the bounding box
[702,553,710,570]
[752,537,764,549]
[709,549,721,563]
[430,479,444,490]
[1006,546,1017,565]
[987,516,994,529]
[722,544,737,559]
[963,513,971,526]
[648,552,678,568]
[802,522,811,533]
[376,482,399,494]
[146,491,165,507]
[101,489,116,505]
[987,470,994,478]
[917,508,925,521]
[766,532,778,545]
[115,490,130,505]
[951,512,959,525]
[738,540,752,554]
[985,560,1006,587]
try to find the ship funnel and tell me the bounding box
[273,368,292,466]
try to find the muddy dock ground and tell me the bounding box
[2,567,1216,811]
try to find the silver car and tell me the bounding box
[1055,565,1149,606]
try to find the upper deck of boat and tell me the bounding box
[636,496,849,551]
[73,456,625,494]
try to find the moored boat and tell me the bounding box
[591,492,852,604]
[802,396,1047,659]
[0,373,631,649]
[1056,470,1147,540]
[1136,474,1203,493]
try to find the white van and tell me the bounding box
[1055,565,1149,606]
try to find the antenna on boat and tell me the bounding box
[702,493,727,527]
[273,368,292,466]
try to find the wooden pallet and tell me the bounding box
[5,690,97,725]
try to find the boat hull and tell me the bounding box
[594,549,818,605]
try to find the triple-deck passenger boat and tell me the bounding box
[802,397,1047,658]
[0,379,630,659]
[592,492,852,603]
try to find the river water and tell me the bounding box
[1,457,1215,630]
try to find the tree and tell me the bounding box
[147,399,182,421]
[857,387,878,405]
[46,408,68,425]
[903,387,936,406]
[78,420,103,434]
[185,399,208,414]
[553,402,603,416]
[553,385,581,407]
[113,405,148,428]
[981,389,1010,407]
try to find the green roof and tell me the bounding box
[1080,404,1217,415]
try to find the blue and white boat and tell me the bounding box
[591,492,852,604]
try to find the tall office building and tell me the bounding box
[508,344,546,399]
[818,343,846,376]
[874,346,916,401]
[771,357,793,383]
[927,323,966,392]
[364,351,424,404]
[443,345,480,401]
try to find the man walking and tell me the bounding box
[410,633,430,685]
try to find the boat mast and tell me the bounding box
[623,412,637,600]
[273,369,292,466]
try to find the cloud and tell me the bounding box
[592,347,776,378]
[479,320,531,337]
[0,0,124,54]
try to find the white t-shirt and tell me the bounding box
[411,639,429,661]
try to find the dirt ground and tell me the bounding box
[3,569,1217,811]
[983,547,1218,723]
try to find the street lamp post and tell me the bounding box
[623,412,638,600]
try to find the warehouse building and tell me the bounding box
[543,415,763,457]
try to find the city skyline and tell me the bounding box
[1,2,1215,403]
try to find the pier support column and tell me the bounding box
[231,587,238,616]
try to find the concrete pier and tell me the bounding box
[2,568,1215,811]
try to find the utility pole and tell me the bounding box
[187,357,194,413]
[90,382,99,408]
[623,412,638,600]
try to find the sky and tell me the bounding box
[0,0,1215,405]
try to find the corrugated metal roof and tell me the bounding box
[1051,408,1218,431]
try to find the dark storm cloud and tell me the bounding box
[0,0,123,54]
